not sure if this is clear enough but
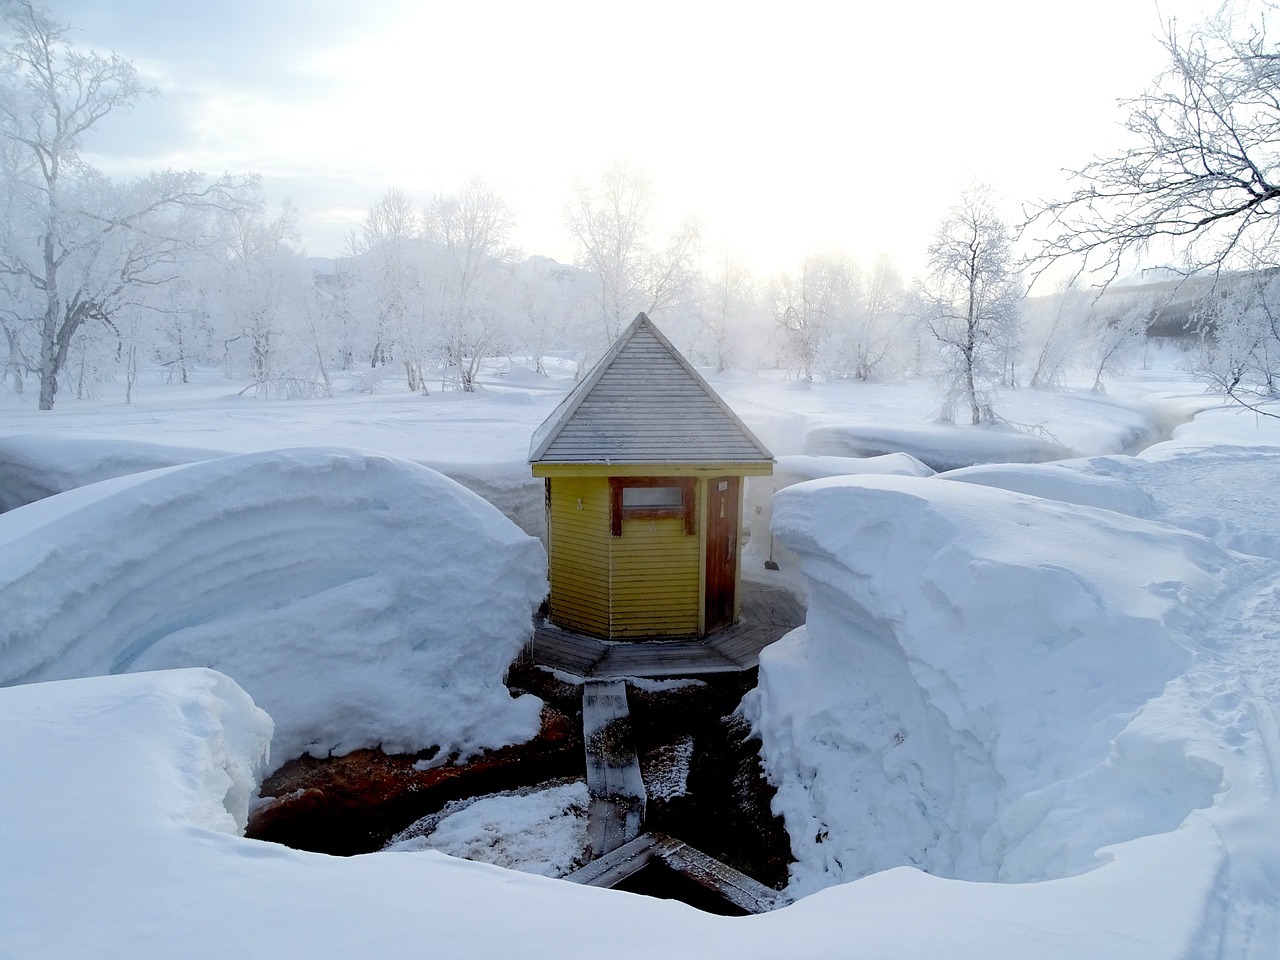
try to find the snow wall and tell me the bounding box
[743,474,1231,895]
[0,446,547,761]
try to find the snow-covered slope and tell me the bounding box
[0,447,547,760]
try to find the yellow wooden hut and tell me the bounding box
[529,313,774,640]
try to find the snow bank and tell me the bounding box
[0,447,546,760]
[938,460,1157,518]
[743,453,935,580]
[804,422,1073,471]
[0,433,223,511]
[743,475,1233,895]
[0,669,272,837]
[426,458,547,540]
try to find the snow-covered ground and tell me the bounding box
[2,354,1279,958]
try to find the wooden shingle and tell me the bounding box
[530,313,773,465]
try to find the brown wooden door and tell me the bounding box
[704,476,739,634]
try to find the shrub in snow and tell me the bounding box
[743,474,1234,895]
[0,447,547,761]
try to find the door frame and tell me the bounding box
[703,475,739,634]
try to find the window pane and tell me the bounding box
[622,486,682,508]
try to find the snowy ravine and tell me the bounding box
[742,422,1280,955]
[0,665,1254,959]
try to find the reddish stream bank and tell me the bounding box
[248,664,792,896]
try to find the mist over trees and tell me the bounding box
[1,1,1276,418]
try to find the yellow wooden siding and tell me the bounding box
[542,466,764,640]
[609,514,700,637]
[547,476,610,636]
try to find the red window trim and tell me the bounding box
[609,476,696,537]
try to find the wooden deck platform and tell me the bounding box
[525,581,805,680]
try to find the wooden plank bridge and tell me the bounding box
[582,679,646,857]
[572,672,794,914]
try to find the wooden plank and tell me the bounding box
[706,627,775,667]
[650,833,791,914]
[528,580,806,679]
[564,833,660,888]
[582,680,646,856]
[587,796,644,859]
[566,832,790,915]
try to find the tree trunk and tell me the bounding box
[38,230,61,410]
[3,324,24,395]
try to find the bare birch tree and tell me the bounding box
[1028,2,1280,414]
[922,184,1021,424]
[1029,2,1280,279]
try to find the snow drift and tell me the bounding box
[0,446,546,760]
[744,474,1234,895]
[0,433,223,512]
[938,459,1158,518]
[804,422,1073,471]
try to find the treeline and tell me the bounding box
[0,2,1191,414]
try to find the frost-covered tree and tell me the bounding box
[1029,2,1280,413]
[1197,271,1280,404]
[215,201,305,388]
[564,163,702,355]
[0,1,251,408]
[1087,300,1152,393]
[1031,2,1280,279]
[509,255,595,375]
[771,252,860,382]
[1023,280,1089,390]
[699,253,756,372]
[424,179,516,391]
[921,184,1022,424]
[830,252,905,382]
[359,187,419,381]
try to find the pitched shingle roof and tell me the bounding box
[530,313,773,465]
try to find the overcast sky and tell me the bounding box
[54,0,1227,278]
